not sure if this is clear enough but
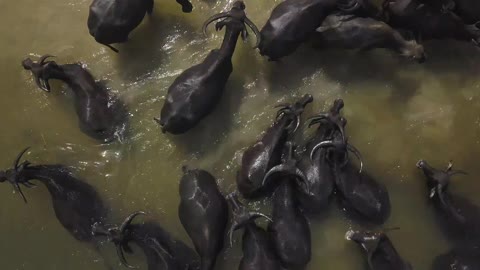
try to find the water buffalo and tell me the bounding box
[258,0,380,60]
[311,121,391,225]
[311,13,426,63]
[179,167,228,270]
[346,229,413,270]
[263,142,311,269]
[432,247,480,270]
[0,147,107,242]
[382,0,480,45]
[237,94,313,199]
[295,99,345,213]
[22,55,126,143]
[226,194,280,270]
[88,0,193,52]
[93,212,200,269]
[155,1,260,134]
[417,160,480,245]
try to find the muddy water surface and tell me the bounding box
[1,0,480,269]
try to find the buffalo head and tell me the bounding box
[227,193,272,246]
[274,94,314,134]
[307,99,347,143]
[22,55,57,92]
[345,228,399,253]
[202,1,261,48]
[416,160,467,199]
[0,147,36,203]
[92,211,147,268]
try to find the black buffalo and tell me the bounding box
[156,1,259,134]
[88,0,192,52]
[22,55,127,143]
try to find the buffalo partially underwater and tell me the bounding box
[295,99,345,213]
[93,212,200,270]
[179,167,228,270]
[310,100,391,224]
[311,13,426,63]
[156,1,260,134]
[346,229,412,270]
[263,142,312,269]
[258,0,381,60]
[88,0,193,52]
[382,0,480,46]
[237,94,313,198]
[417,160,480,245]
[0,147,107,243]
[227,194,280,270]
[22,55,127,143]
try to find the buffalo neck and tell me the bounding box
[218,23,243,58]
[273,180,296,213]
[45,64,73,82]
[46,64,97,95]
[22,165,63,183]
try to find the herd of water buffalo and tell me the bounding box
[5,0,480,269]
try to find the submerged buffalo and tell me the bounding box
[93,212,200,270]
[346,229,412,270]
[88,0,193,52]
[237,94,313,199]
[263,142,311,269]
[22,55,126,143]
[417,160,480,245]
[0,147,107,242]
[311,108,391,224]
[227,194,280,270]
[311,13,426,63]
[179,167,228,270]
[382,0,480,45]
[258,0,380,60]
[295,99,345,213]
[156,1,260,134]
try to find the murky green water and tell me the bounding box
[2,0,480,269]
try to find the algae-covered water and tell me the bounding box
[1,0,480,269]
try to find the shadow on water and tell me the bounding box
[114,14,198,82]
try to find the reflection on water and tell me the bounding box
[1,0,480,269]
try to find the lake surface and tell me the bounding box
[1,0,480,269]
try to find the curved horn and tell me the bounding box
[347,144,363,173]
[310,141,334,161]
[39,55,55,65]
[293,116,301,133]
[15,183,28,203]
[202,12,230,37]
[14,147,30,170]
[244,17,261,48]
[338,0,360,12]
[262,164,289,186]
[306,114,328,128]
[116,245,136,269]
[120,211,146,234]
